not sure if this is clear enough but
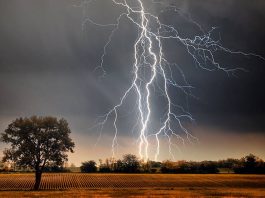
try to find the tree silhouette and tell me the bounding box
[243,154,258,171]
[122,154,140,173]
[233,154,265,174]
[80,160,97,173]
[1,116,75,190]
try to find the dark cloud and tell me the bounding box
[0,0,264,140]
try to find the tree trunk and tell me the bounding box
[34,170,42,190]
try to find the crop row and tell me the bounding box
[0,174,265,190]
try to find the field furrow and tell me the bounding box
[0,173,264,191]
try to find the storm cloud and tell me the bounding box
[0,0,264,162]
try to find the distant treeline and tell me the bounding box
[79,153,265,174]
[1,154,265,174]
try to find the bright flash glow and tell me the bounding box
[77,0,264,161]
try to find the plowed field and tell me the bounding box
[0,173,265,190]
[0,174,265,197]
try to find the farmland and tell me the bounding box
[0,174,265,197]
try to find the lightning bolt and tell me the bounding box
[78,0,264,161]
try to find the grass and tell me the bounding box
[0,173,265,197]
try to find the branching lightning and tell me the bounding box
[77,0,264,161]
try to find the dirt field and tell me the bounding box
[0,173,265,197]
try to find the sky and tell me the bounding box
[0,0,264,166]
